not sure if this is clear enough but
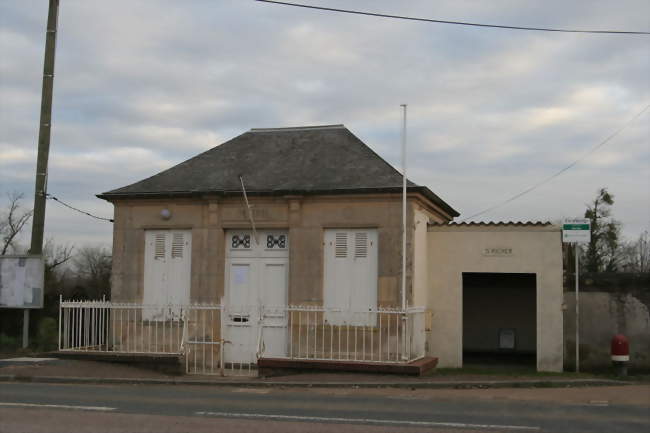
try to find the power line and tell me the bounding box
[460,104,650,222]
[256,0,650,35]
[45,193,114,223]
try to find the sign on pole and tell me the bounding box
[562,217,590,373]
[562,218,591,243]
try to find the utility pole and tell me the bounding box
[25,0,60,348]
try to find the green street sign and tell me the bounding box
[563,218,591,243]
[563,224,589,231]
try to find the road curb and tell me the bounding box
[0,374,632,389]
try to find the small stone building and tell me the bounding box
[97,124,564,371]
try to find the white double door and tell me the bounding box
[224,230,289,364]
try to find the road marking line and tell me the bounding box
[231,388,271,394]
[0,402,115,411]
[195,410,540,431]
[387,395,421,400]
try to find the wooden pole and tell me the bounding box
[29,0,59,256]
[25,0,60,349]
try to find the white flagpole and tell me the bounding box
[575,243,580,372]
[401,104,407,312]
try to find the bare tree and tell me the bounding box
[621,231,650,273]
[0,192,33,255]
[43,238,74,272]
[34,238,75,317]
[73,246,112,299]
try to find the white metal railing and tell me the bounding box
[58,298,428,374]
[58,297,227,375]
[59,297,189,354]
[280,305,427,363]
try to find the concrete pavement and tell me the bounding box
[0,357,638,389]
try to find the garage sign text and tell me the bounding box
[482,247,513,257]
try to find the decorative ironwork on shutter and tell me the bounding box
[335,232,348,258]
[154,233,166,259]
[354,232,368,258]
[171,232,184,258]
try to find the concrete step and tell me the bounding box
[52,351,184,375]
[258,356,438,376]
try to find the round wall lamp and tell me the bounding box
[160,208,172,220]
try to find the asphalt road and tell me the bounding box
[0,382,648,433]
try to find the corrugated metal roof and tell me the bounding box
[430,221,554,227]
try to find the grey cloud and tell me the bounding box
[1,0,648,247]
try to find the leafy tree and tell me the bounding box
[583,188,622,272]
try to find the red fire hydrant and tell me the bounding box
[611,334,630,376]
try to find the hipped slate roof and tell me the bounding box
[98,124,458,217]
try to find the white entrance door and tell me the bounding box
[224,230,289,364]
[143,230,192,320]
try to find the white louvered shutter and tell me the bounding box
[335,232,348,258]
[167,230,191,310]
[354,232,368,258]
[144,230,191,319]
[324,229,378,325]
[154,233,166,260]
[144,231,168,313]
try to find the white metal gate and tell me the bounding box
[223,230,289,365]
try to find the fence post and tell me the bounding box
[57,294,62,351]
[402,312,408,361]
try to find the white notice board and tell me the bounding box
[0,255,44,309]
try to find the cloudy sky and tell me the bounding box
[1,0,648,250]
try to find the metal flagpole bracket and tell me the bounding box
[239,175,258,245]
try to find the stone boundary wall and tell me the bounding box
[563,273,649,371]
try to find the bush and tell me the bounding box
[36,317,58,352]
[0,333,19,353]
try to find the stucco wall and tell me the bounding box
[426,225,564,372]
[110,194,450,308]
[412,208,431,307]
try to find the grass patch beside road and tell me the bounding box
[430,366,594,378]
[428,366,650,383]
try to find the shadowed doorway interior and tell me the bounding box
[462,272,536,369]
